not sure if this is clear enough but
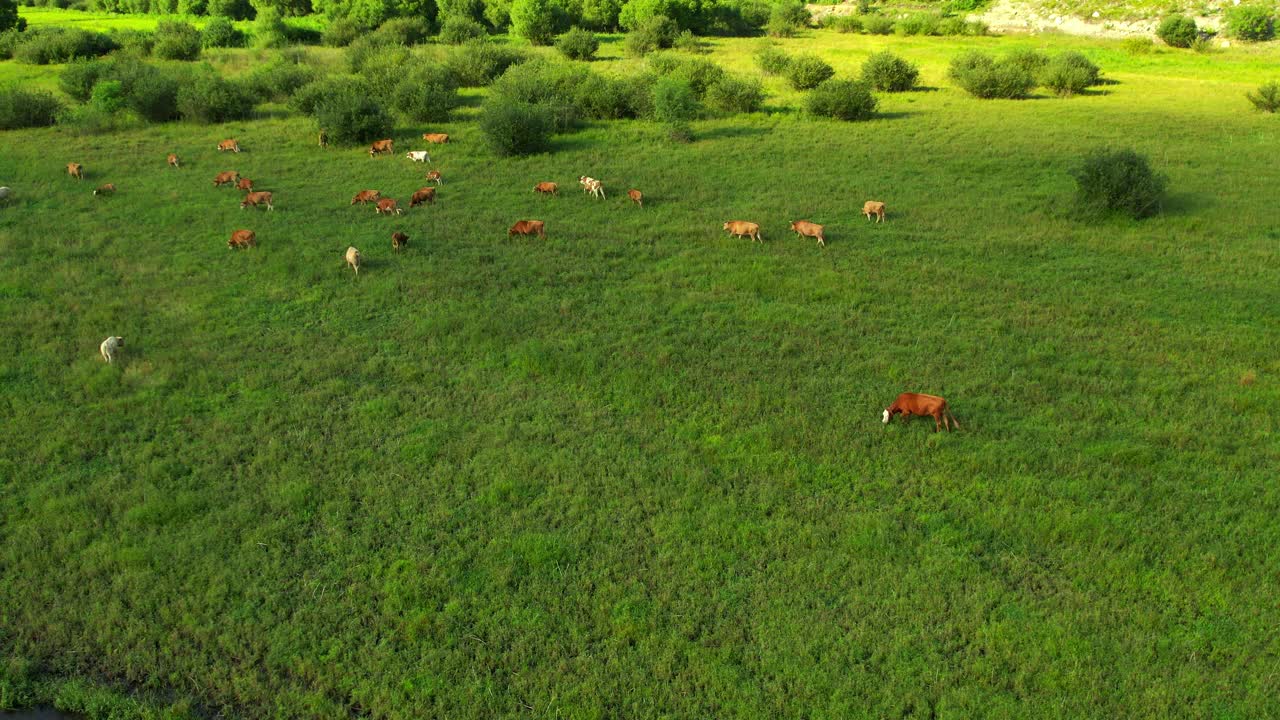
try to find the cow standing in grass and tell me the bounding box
[351,190,381,205]
[883,393,960,432]
[67,163,84,180]
[723,221,762,242]
[218,139,241,153]
[509,220,545,239]
[346,247,362,274]
[790,220,825,247]
[369,139,394,157]
[863,201,886,223]
[167,154,180,168]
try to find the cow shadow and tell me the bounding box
[1160,191,1211,217]
[874,110,921,121]
[698,126,770,141]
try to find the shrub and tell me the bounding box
[964,19,989,35]
[1004,47,1048,74]
[479,96,553,155]
[492,59,587,130]
[152,21,201,60]
[1190,36,1216,53]
[206,0,252,19]
[1040,58,1092,96]
[390,63,460,122]
[861,50,918,92]
[254,7,291,48]
[1070,148,1166,219]
[289,75,367,115]
[323,18,365,46]
[624,14,676,56]
[1044,50,1100,87]
[766,0,808,37]
[786,53,833,90]
[0,84,61,129]
[202,17,244,48]
[243,57,317,102]
[896,12,940,36]
[373,16,431,45]
[1,0,25,33]
[949,51,1035,99]
[60,57,109,101]
[438,15,488,43]
[862,14,893,34]
[649,52,725,97]
[938,16,966,35]
[14,27,116,64]
[0,29,22,60]
[574,72,651,119]
[1156,14,1197,47]
[673,29,701,52]
[177,70,254,122]
[120,61,181,121]
[806,77,876,120]
[754,44,790,74]
[704,74,764,113]
[652,76,697,141]
[1246,80,1280,112]
[88,78,125,113]
[445,39,526,86]
[1122,36,1154,54]
[556,26,598,59]
[511,0,556,44]
[1225,4,1274,41]
[315,82,392,145]
[111,29,154,55]
[831,15,861,33]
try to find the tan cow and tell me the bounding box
[93,183,116,196]
[351,190,381,205]
[369,139,394,157]
[241,191,274,210]
[67,163,84,180]
[627,189,643,207]
[167,153,180,168]
[392,231,409,252]
[723,221,762,242]
[346,246,362,274]
[508,220,546,239]
[217,139,241,153]
[236,178,254,192]
[422,133,449,144]
[789,220,825,247]
[375,198,402,215]
[426,170,443,186]
[213,171,240,187]
[228,229,256,249]
[409,187,436,208]
[863,201,886,223]
[534,182,558,196]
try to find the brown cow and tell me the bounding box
[167,154,180,168]
[883,392,960,433]
[241,191,274,210]
[508,220,546,239]
[863,201,886,223]
[422,133,449,144]
[351,190,381,205]
[426,170,443,186]
[375,198,402,216]
[67,163,84,180]
[228,229,256,249]
[409,187,436,208]
[93,183,116,196]
[790,220,826,247]
[392,231,409,252]
[369,139,394,157]
[534,182,558,196]
[627,189,643,207]
[213,171,240,187]
[236,178,254,192]
[217,139,241,153]
[723,220,762,242]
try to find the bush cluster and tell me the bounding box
[766,0,809,37]
[479,95,553,155]
[13,27,117,64]
[392,62,462,122]
[1225,5,1274,41]
[289,75,367,115]
[754,43,790,75]
[861,51,918,92]
[243,57,317,102]
[176,69,254,123]
[1070,148,1166,219]
[806,78,877,121]
[152,20,202,60]
[445,39,527,86]
[438,15,489,44]
[202,16,245,47]
[322,18,366,47]
[625,14,677,56]
[0,84,63,129]
[1040,51,1100,96]
[1246,81,1280,113]
[60,55,184,121]
[555,26,598,60]
[862,14,894,34]
[948,50,1035,99]
[704,74,764,113]
[1156,14,1197,48]
[315,81,393,145]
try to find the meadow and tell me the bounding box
[2,11,1280,718]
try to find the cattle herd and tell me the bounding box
[49,130,955,430]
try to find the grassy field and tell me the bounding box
[2,18,1280,719]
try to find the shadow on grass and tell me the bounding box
[1160,191,1212,217]
[698,125,771,141]
[875,110,922,121]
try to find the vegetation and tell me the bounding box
[478,94,553,154]
[445,39,525,86]
[555,25,598,60]
[1156,14,1197,48]
[861,50,918,92]
[806,76,876,119]
[1225,4,1274,41]
[1070,148,1167,218]
[438,15,489,43]
[624,13,676,56]
[754,42,790,74]
[1245,80,1279,112]
[0,0,24,33]
[391,62,461,121]
[949,50,1036,99]
[200,15,244,47]
[0,82,60,127]
[785,52,833,89]
[151,20,201,59]
[175,68,253,122]
[510,0,556,44]
[704,73,764,113]
[313,78,392,143]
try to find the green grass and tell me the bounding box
[3,22,1280,720]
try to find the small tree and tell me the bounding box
[1156,14,1198,48]
[254,7,292,48]
[392,63,461,121]
[202,16,245,48]
[624,14,676,56]
[1070,148,1167,219]
[0,0,26,33]
[861,51,918,92]
[511,0,556,45]
[555,26,598,60]
[1246,81,1280,112]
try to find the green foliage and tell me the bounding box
[806,77,876,120]
[391,61,461,121]
[491,59,587,129]
[0,0,25,33]
[572,71,652,118]
[651,75,697,122]
[510,0,555,44]
[314,80,392,143]
[445,39,526,86]
[117,59,182,120]
[1005,47,1049,74]
[206,0,253,19]
[202,16,245,47]
[1245,80,1280,112]
[152,20,201,59]
[0,28,22,59]
[785,52,833,90]
[648,51,725,98]
[1225,4,1274,41]
[754,43,789,74]
[88,77,125,112]
[253,6,291,47]
[555,25,597,59]
[860,50,918,92]
[243,56,318,102]
[479,94,553,155]
[766,0,808,37]
[704,73,763,113]
[895,12,940,36]
[289,74,367,114]
[176,68,254,122]
[1122,36,1154,54]
[371,15,431,43]
[437,14,488,43]
[1156,14,1197,48]
[60,57,109,101]
[831,15,861,33]
[14,27,116,64]
[862,13,893,34]
[0,83,61,128]
[1040,50,1100,93]
[322,17,365,45]
[1070,148,1167,219]
[949,50,1036,99]
[624,13,676,56]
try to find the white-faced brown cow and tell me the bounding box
[426,170,443,186]
[883,392,960,433]
[369,139,394,157]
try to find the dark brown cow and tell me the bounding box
[351,189,381,205]
[369,139,394,157]
[508,220,546,239]
[883,393,960,433]
[318,131,328,147]
[228,229,256,249]
[534,182,558,196]
[422,133,449,144]
[409,187,436,208]
[426,170,443,186]
[863,201,886,223]
[213,171,240,187]
[392,231,409,252]
[627,189,643,207]
[375,198,402,215]
[67,163,84,180]
[723,220,762,242]
[217,139,241,153]
[789,220,825,247]
[93,183,115,196]
[241,191,274,210]
[167,153,180,168]
[236,178,254,192]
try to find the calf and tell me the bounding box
[723,220,762,243]
[534,181,558,196]
[863,201,886,223]
[627,189,643,207]
[375,198,402,216]
[508,220,546,239]
[94,183,116,196]
[392,231,409,252]
[422,133,449,144]
[241,191,274,210]
[369,139,394,157]
[236,178,254,192]
[351,189,381,205]
[228,229,256,249]
[67,163,84,180]
[585,179,605,199]
[789,220,825,247]
[405,150,431,163]
[217,139,241,153]
[213,171,240,187]
[346,246,362,275]
[99,336,124,364]
[167,153,180,168]
[409,187,436,208]
[426,170,443,186]
[883,392,960,433]
[578,175,596,189]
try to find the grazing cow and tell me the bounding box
[369,139,394,157]
[217,139,241,153]
[93,183,116,196]
[508,220,546,239]
[426,170,443,186]
[578,175,596,189]
[99,336,124,364]
[422,133,449,144]
[392,231,409,252]
[534,182,558,196]
[790,220,826,247]
[167,154,180,168]
[585,179,605,199]
[405,150,431,163]
[213,171,240,187]
[241,191,274,210]
[723,220,762,242]
[863,201,886,223]
[318,131,328,147]
[346,246,362,275]
[409,187,436,208]
[236,178,254,192]
[228,229,256,249]
[351,189,381,205]
[627,189,643,207]
[883,392,960,433]
[375,198,402,216]
[67,163,84,180]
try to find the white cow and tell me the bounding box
[405,151,431,163]
[346,246,362,275]
[100,336,124,363]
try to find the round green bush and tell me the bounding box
[1004,47,1048,74]
[1225,5,1274,41]
[438,15,488,44]
[152,20,201,60]
[206,0,252,20]
[1044,51,1100,88]
[573,73,651,119]
[314,83,393,145]
[949,51,1035,99]
[445,39,526,86]
[373,17,432,45]
[766,0,808,37]
[806,77,877,121]
[862,14,894,35]
[202,16,244,48]
[938,16,967,35]
[121,62,181,121]
[511,0,556,44]
[391,62,460,122]
[555,26,598,60]
[60,57,109,101]
[0,84,62,129]
[1040,60,1092,96]
[14,27,117,64]
[1156,14,1197,48]
[289,75,367,115]
[243,57,317,102]
[704,74,764,113]
[754,44,790,74]
[652,76,697,122]
[1246,80,1280,112]
[253,7,291,48]
[177,70,254,123]
[323,18,366,47]
[111,28,154,55]
[1070,148,1167,219]
[624,14,677,56]
[861,51,918,92]
[479,96,553,156]
[895,12,939,36]
[786,53,834,90]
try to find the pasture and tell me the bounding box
[2,16,1280,719]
